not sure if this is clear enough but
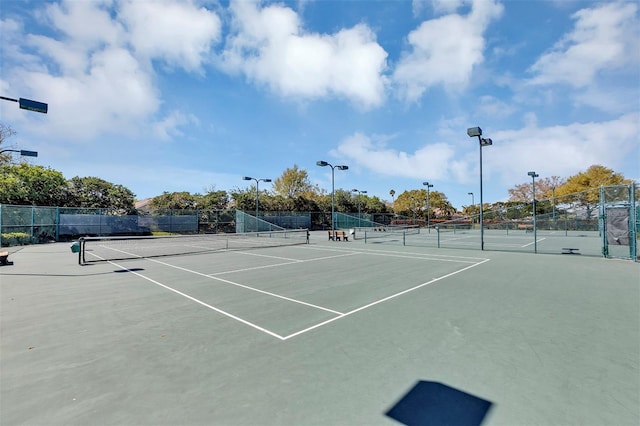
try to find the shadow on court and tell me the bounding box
[386,381,492,426]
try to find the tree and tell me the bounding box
[273,165,315,198]
[555,165,631,203]
[149,191,199,210]
[508,176,565,202]
[0,163,68,205]
[394,189,455,220]
[0,124,17,164]
[199,187,229,210]
[66,176,136,213]
[230,186,259,212]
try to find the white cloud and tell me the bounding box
[428,0,466,15]
[528,2,640,87]
[220,1,388,108]
[3,0,222,141]
[393,0,503,102]
[333,132,456,179]
[488,113,640,183]
[19,46,159,140]
[331,113,639,188]
[119,0,222,73]
[477,95,516,119]
[153,111,199,140]
[41,0,124,51]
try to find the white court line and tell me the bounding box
[282,258,491,340]
[302,245,485,263]
[232,251,304,262]
[521,238,547,248]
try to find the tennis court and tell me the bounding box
[362,228,607,257]
[1,231,638,425]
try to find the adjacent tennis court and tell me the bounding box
[361,227,606,257]
[1,231,638,425]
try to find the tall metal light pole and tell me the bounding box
[468,192,474,225]
[423,182,433,231]
[552,186,556,230]
[467,127,492,251]
[351,189,367,227]
[528,171,539,253]
[242,176,271,219]
[317,161,348,230]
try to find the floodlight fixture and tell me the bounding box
[0,149,38,158]
[480,138,493,146]
[1,95,48,114]
[467,127,482,137]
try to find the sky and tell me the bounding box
[1,0,638,210]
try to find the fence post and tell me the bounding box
[600,186,607,257]
[31,206,35,242]
[630,184,637,261]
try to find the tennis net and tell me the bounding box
[78,230,309,264]
[363,226,421,244]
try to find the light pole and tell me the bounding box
[467,127,492,250]
[0,149,38,158]
[351,189,367,227]
[468,192,474,225]
[423,182,433,231]
[528,171,539,253]
[242,176,271,219]
[316,161,348,230]
[552,186,556,230]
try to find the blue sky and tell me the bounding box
[1,0,638,210]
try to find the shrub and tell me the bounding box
[1,232,32,247]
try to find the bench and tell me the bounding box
[562,248,580,255]
[328,230,349,241]
[0,251,11,266]
[335,230,349,241]
[517,224,533,232]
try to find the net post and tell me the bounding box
[437,226,440,248]
[78,237,84,265]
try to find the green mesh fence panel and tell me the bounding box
[235,210,284,233]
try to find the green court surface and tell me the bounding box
[1,231,638,425]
